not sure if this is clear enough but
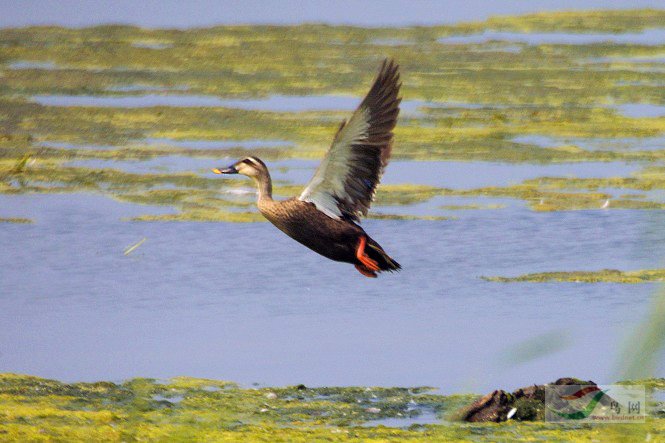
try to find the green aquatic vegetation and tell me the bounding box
[129,209,266,223]
[484,268,665,283]
[454,9,665,33]
[619,378,665,390]
[1,374,664,441]
[373,184,443,206]
[0,217,32,223]
[524,174,665,192]
[0,9,664,220]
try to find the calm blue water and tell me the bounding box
[616,104,665,118]
[1,0,662,28]
[0,192,663,393]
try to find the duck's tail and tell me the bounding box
[360,236,401,276]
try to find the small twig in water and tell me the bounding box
[124,237,147,255]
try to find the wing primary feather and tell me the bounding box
[299,59,401,221]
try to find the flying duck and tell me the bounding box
[213,59,401,278]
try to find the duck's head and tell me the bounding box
[212,156,268,179]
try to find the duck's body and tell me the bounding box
[259,197,400,274]
[214,59,402,277]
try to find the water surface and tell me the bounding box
[616,104,665,118]
[1,192,663,393]
[65,157,643,189]
[30,93,447,116]
[269,159,643,188]
[513,134,665,151]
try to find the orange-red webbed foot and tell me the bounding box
[355,264,377,278]
[356,236,380,272]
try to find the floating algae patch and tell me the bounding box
[39,141,125,150]
[1,373,665,441]
[0,217,32,223]
[2,9,665,218]
[143,137,292,150]
[437,28,665,46]
[484,268,665,283]
[128,209,266,223]
[66,156,224,175]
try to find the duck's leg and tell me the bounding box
[356,235,380,271]
[355,264,377,278]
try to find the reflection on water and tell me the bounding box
[438,29,665,46]
[0,192,663,393]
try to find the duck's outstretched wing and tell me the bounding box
[298,59,401,222]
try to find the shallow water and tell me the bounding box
[438,29,665,46]
[106,84,190,93]
[269,159,643,188]
[615,104,665,118]
[362,408,439,428]
[586,56,665,64]
[30,93,446,116]
[64,157,644,189]
[513,134,665,152]
[1,192,663,393]
[7,60,58,70]
[131,42,173,50]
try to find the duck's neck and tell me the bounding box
[253,171,273,203]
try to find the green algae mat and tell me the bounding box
[1,374,665,442]
[1,9,665,221]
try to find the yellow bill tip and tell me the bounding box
[212,168,222,174]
